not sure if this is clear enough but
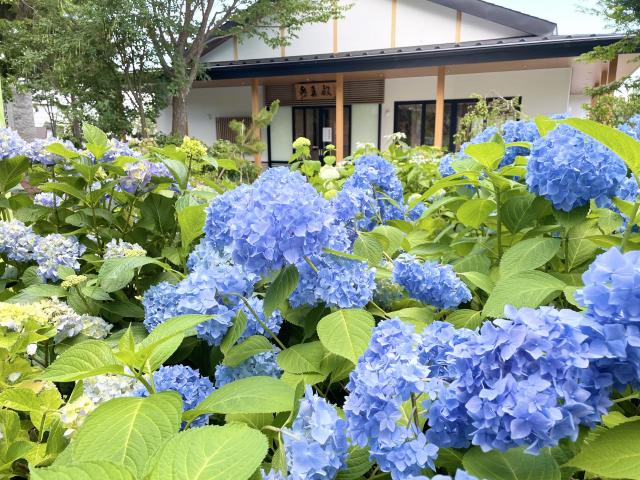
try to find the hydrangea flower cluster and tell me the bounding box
[0,127,26,159]
[575,248,640,390]
[344,319,438,479]
[203,185,251,251]
[23,137,77,165]
[134,364,214,428]
[526,124,627,211]
[33,233,86,281]
[0,220,38,262]
[409,472,479,480]
[290,253,375,309]
[281,386,349,480]
[618,114,640,141]
[142,281,180,332]
[119,159,173,194]
[103,238,147,259]
[214,349,282,388]
[82,374,140,404]
[101,139,141,163]
[596,176,639,228]
[33,192,63,208]
[393,254,471,309]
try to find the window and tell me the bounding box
[393,98,518,151]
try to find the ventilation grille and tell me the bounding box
[215,116,251,142]
[265,79,384,106]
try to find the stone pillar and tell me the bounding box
[6,88,36,141]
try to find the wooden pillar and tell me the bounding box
[336,73,344,162]
[434,66,446,148]
[251,79,262,168]
[455,11,462,42]
[280,27,286,57]
[608,55,619,83]
[233,36,239,61]
[390,0,397,48]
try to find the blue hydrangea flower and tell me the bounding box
[33,192,63,208]
[23,137,77,165]
[226,168,339,274]
[393,254,471,309]
[260,470,287,480]
[290,253,375,309]
[186,239,229,272]
[526,124,627,211]
[101,139,141,163]
[618,114,640,141]
[203,185,252,251]
[142,282,180,332]
[214,349,282,388]
[407,201,426,221]
[431,472,480,480]
[596,176,639,227]
[0,128,26,159]
[576,248,640,389]
[135,364,214,428]
[344,318,438,479]
[438,153,457,178]
[119,159,173,194]
[33,234,86,281]
[237,296,284,341]
[501,120,540,167]
[282,385,349,480]
[0,220,38,262]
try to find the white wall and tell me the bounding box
[201,40,235,63]
[397,0,456,47]
[351,104,380,149]
[568,94,590,118]
[339,0,391,52]
[381,68,572,145]
[156,86,254,145]
[270,106,293,162]
[460,13,526,41]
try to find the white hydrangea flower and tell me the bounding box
[319,165,340,181]
[103,239,147,259]
[59,395,96,437]
[26,343,37,356]
[82,374,140,405]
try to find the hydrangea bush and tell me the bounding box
[3,117,640,480]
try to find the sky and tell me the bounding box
[488,0,613,35]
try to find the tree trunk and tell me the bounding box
[171,92,188,137]
[135,94,148,138]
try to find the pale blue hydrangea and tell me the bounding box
[83,374,139,404]
[282,385,349,480]
[237,297,284,341]
[33,234,86,281]
[576,248,640,389]
[203,185,252,251]
[290,253,375,309]
[344,318,438,479]
[103,238,146,259]
[33,192,63,208]
[0,128,26,159]
[227,168,339,274]
[438,154,457,178]
[618,114,640,141]
[142,281,179,332]
[135,364,214,428]
[55,313,112,342]
[596,176,639,227]
[393,254,471,309]
[214,349,282,388]
[186,239,229,271]
[101,139,141,163]
[526,124,627,211]
[0,220,38,262]
[261,470,287,480]
[119,159,173,194]
[23,137,77,165]
[500,119,540,167]
[407,472,479,480]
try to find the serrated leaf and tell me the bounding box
[178,204,206,251]
[82,123,109,148]
[500,238,561,278]
[353,233,383,266]
[336,446,374,480]
[0,156,30,192]
[459,271,494,294]
[317,309,374,363]
[190,377,294,416]
[502,194,549,234]
[65,393,182,477]
[31,461,134,480]
[483,271,565,318]
[224,336,273,367]
[278,341,326,374]
[446,309,483,329]
[220,310,248,355]
[144,424,267,480]
[264,264,299,320]
[98,256,169,293]
[39,340,123,382]
[464,141,506,170]
[456,198,496,228]
[463,446,561,480]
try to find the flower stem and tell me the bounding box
[239,296,286,350]
[492,181,503,260]
[303,256,319,273]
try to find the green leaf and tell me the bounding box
[353,233,384,266]
[456,198,496,228]
[144,424,267,480]
[98,256,169,293]
[464,141,506,170]
[46,143,80,160]
[39,182,86,202]
[459,271,495,294]
[463,446,561,480]
[138,194,175,235]
[31,461,134,480]
[0,388,42,412]
[446,309,483,329]
[216,158,239,171]
[264,264,299,320]
[0,156,29,192]
[178,204,206,251]
[500,238,561,278]
[82,123,109,148]
[220,310,247,355]
[336,447,375,480]
[483,271,565,318]
[190,377,294,416]
[161,158,188,190]
[278,341,326,374]
[566,221,600,271]
[64,393,182,477]
[39,340,123,382]
[563,117,640,178]
[6,284,67,303]
[224,336,273,367]
[317,309,374,364]
[371,225,405,255]
[535,116,558,137]
[567,420,640,479]
[502,195,549,234]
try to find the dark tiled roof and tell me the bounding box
[204,34,624,80]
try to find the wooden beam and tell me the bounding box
[251,79,262,168]
[336,73,344,162]
[608,55,619,83]
[434,66,446,148]
[600,68,608,87]
[280,27,286,57]
[391,0,397,48]
[455,11,462,43]
[333,17,339,53]
[233,36,239,61]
